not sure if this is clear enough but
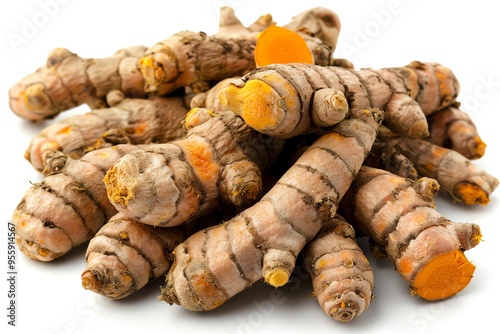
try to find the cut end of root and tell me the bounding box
[454,182,490,205]
[467,138,486,160]
[264,269,290,288]
[103,167,135,209]
[81,271,101,291]
[409,249,475,301]
[254,25,314,67]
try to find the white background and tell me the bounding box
[1,1,499,333]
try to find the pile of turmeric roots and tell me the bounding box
[9,7,498,323]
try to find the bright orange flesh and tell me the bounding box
[410,249,475,300]
[254,25,314,67]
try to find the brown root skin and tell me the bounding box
[12,145,138,262]
[139,7,337,96]
[304,214,374,322]
[377,126,498,205]
[25,96,189,172]
[82,213,186,299]
[160,108,382,312]
[8,45,147,122]
[341,166,482,300]
[219,62,458,139]
[103,108,285,227]
[427,104,486,159]
[283,7,341,52]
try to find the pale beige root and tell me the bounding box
[11,145,138,261]
[25,95,189,171]
[81,213,186,299]
[281,6,353,67]
[283,7,341,52]
[103,108,284,227]
[8,45,148,122]
[426,104,486,159]
[365,139,418,180]
[377,126,498,205]
[159,108,382,311]
[304,214,374,322]
[341,166,482,300]
[218,62,459,138]
[214,6,274,39]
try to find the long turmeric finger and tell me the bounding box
[377,126,498,205]
[25,95,189,172]
[426,104,486,159]
[12,145,138,261]
[304,214,374,322]
[139,7,334,96]
[219,62,459,138]
[8,45,147,122]
[159,108,382,311]
[341,166,482,300]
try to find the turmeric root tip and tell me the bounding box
[409,249,475,301]
[454,182,490,205]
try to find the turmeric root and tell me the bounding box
[303,214,374,322]
[426,103,486,159]
[159,108,382,311]
[138,7,336,96]
[365,139,418,180]
[25,94,189,172]
[341,166,482,300]
[377,126,498,205]
[81,205,241,299]
[138,7,267,96]
[81,213,186,299]
[218,61,459,138]
[103,108,285,227]
[11,145,138,261]
[8,45,148,122]
[282,6,341,52]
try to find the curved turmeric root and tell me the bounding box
[11,145,138,261]
[219,62,459,138]
[82,213,186,299]
[103,108,284,227]
[25,95,189,171]
[159,108,382,311]
[8,45,147,122]
[304,214,374,322]
[341,166,482,300]
[377,126,498,205]
[427,104,486,159]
